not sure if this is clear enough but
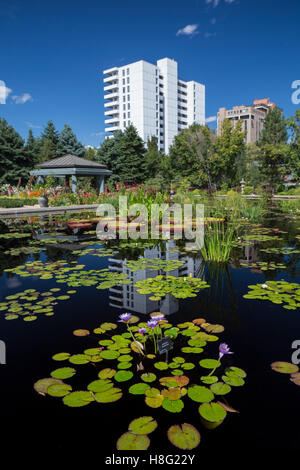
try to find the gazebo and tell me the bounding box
[30,154,112,193]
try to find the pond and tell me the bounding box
[0,209,299,459]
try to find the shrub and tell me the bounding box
[0,198,24,208]
[243,186,253,195]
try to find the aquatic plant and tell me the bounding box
[0,288,76,321]
[243,281,300,310]
[271,361,300,386]
[125,258,185,273]
[135,275,209,300]
[34,314,246,453]
[199,221,236,263]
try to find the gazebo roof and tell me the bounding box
[36,154,107,170]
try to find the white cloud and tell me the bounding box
[91,131,105,137]
[205,115,217,123]
[206,0,235,7]
[0,81,12,104]
[25,121,41,129]
[176,24,199,36]
[12,93,33,104]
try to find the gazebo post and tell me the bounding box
[71,175,77,193]
[96,176,104,194]
[37,176,45,184]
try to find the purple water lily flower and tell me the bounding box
[147,320,158,329]
[219,343,233,359]
[151,313,164,322]
[118,313,132,322]
[138,328,147,334]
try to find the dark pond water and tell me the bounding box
[0,211,299,462]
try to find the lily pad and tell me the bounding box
[129,383,151,395]
[114,370,133,382]
[271,361,299,374]
[210,382,231,395]
[141,373,156,383]
[187,385,214,403]
[51,367,76,379]
[128,416,158,435]
[199,359,220,369]
[116,432,150,450]
[63,391,94,407]
[95,387,122,403]
[198,402,227,423]
[167,424,200,450]
[47,383,72,397]
[162,398,184,413]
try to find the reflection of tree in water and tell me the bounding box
[107,238,165,261]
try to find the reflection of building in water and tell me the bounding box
[240,243,260,264]
[108,241,203,316]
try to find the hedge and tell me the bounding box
[0,197,38,208]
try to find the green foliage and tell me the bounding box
[38,120,59,162]
[0,118,33,185]
[56,124,85,157]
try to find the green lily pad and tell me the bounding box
[162,398,184,413]
[87,379,114,392]
[100,350,120,360]
[52,352,70,361]
[141,373,156,383]
[117,432,150,450]
[47,383,72,397]
[114,370,133,382]
[199,359,220,369]
[222,375,245,387]
[198,402,227,423]
[210,382,231,395]
[94,387,122,403]
[128,416,158,435]
[187,385,214,403]
[98,368,116,379]
[129,383,151,395]
[69,354,90,365]
[201,376,218,384]
[51,367,76,379]
[63,391,94,407]
[167,423,200,450]
[154,362,169,370]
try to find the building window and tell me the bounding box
[128,112,130,118]
[127,95,130,101]
[127,77,129,84]
[128,120,131,125]
[127,86,130,92]
[123,113,126,119]
[123,121,126,127]
[122,69,125,76]
[122,79,125,85]
[123,87,125,93]
[123,96,125,102]
[126,68,129,74]
[128,103,130,110]
[123,104,126,110]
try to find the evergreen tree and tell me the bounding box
[258,107,289,191]
[96,131,123,184]
[56,124,85,157]
[259,107,287,145]
[38,120,59,162]
[0,118,33,185]
[24,129,40,165]
[286,110,300,180]
[85,146,97,161]
[117,125,147,184]
[145,136,162,178]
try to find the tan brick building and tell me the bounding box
[217,98,276,144]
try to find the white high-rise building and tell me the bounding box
[103,58,205,154]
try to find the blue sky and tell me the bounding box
[0,0,299,147]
